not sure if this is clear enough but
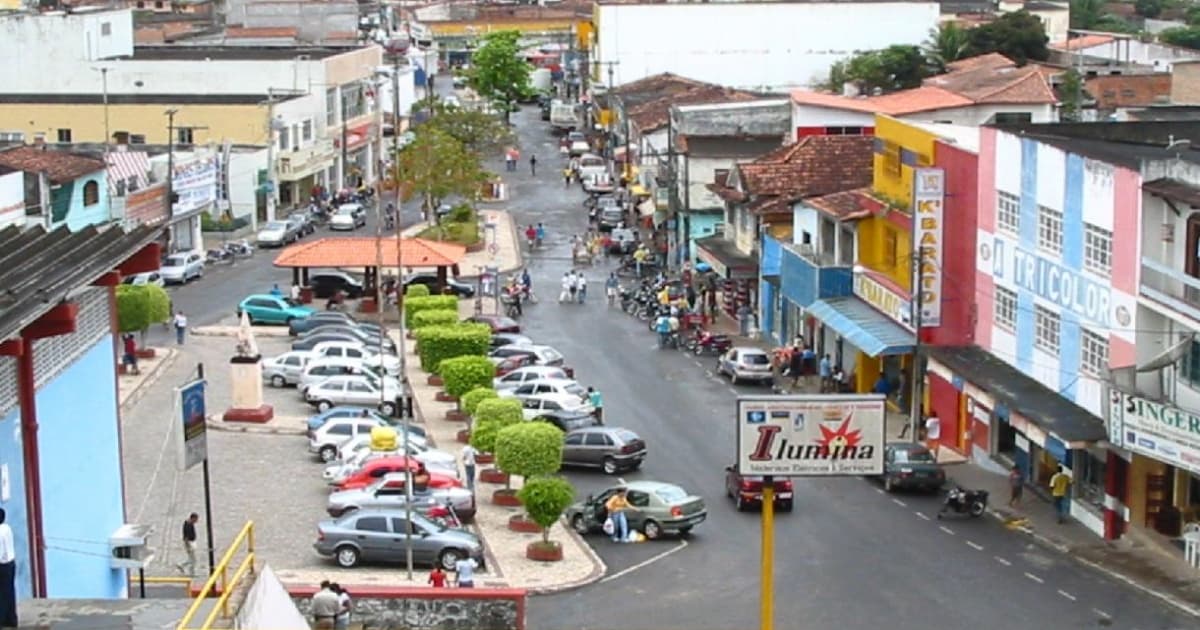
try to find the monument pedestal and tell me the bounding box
[222,355,274,423]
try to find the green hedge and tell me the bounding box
[404,295,459,328]
[411,308,459,330]
[200,211,251,233]
[405,284,431,298]
[439,355,496,399]
[413,323,490,374]
[470,398,524,453]
[462,387,499,417]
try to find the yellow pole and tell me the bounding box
[760,478,775,630]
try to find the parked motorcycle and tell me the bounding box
[205,248,230,264]
[686,330,733,356]
[937,487,989,519]
[223,239,254,258]
[426,501,463,529]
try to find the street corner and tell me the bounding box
[471,498,604,596]
[522,525,607,595]
[118,345,180,411]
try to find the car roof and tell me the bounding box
[243,294,284,302]
[505,366,562,376]
[528,391,580,402]
[500,344,555,353]
[622,480,681,493]
[518,378,578,387]
[306,357,367,368]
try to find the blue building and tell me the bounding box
[0,146,110,231]
[0,223,160,599]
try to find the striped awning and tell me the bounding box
[105,150,151,195]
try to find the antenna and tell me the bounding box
[1166,135,1192,158]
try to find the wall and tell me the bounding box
[55,171,110,231]
[0,10,133,86]
[928,139,978,346]
[791,106,875,141]
[1077,39,1200,72]
[675,100,792,139]
[115,183,167,229]
[682,156,735,212]
[857,215,912,292]
[228,148,269,222]
[791,103,1055,142]
[0,170,22,229]
[235,0,359,42]
[595,2,938,89]
[0,402,31,600]
[35,336,127,598]
[1170,61,1200,105]
[0,102,266,145]
[873,115,938,209]
[289,586,526,630]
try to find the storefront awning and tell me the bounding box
[694,234,757,280]
[926,345,1106,444]
[806,296,915,357]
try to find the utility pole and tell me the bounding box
[908,247,925,442]
[94,67,111,154]
[263,91,281,221]
[592,60,619,156]
[165,108,178,252]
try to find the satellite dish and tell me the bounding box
[385,36,411,56]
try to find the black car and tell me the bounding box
[536,410,600,433]
[879,442,946,493]
[289,311,380,336]
[403,274,476,298]
[310,271,365,299]
[293,331,397,354]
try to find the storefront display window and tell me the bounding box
[1074,447,1107,511]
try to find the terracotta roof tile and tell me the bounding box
[804,188,875,220]
[0,146,105,184]
[226,26,299,39]
[611,73,713,109]
[734,135,873,213]
[627,85,763,132]
[790,86,974,115]
[273,237,465,269]
[945,52,1015,73]
[1084,74,1172,109]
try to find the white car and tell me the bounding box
[324,441,458,484]
[123,271,164,287]
[493,366,569,391]
[256,221,297,247]
[490,344,565,368]
[298,358,396,395]
[160,252,204,284]
[307,416,389,462]
[329,432,429,466]
[310,341,400,375]
[499,378,589,403]
[330,204,366,230]
[716,347,775,385]
[305,374,404,416]
[263,351,311,387]
[518,392,593,420]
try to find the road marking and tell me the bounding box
[1057,589,1076,601]
[727,387,739,395]
[693,360,703,367]
[874,488,885,495]
[938,525,955,536]
[1024,572,1044,584]
[915,512,930,521]
[994,556,1011,566]
[1092,609,1111,619]
[891,498,907,507]
[966,541,984,551]
[597,540,689,584]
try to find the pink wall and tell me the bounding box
[1110,166,1141,368]
[928,140,978,346]
[972,128,997,349]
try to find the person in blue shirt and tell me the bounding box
[269,283,283,298]
[873,374,891,396]
[588,386,604,424]
[535,223,546,246]
[819,354,832,392]
[655,314,672,349]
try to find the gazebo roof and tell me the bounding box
[273,237,466,269]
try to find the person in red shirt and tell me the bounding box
[428,567,447,588]
[122,334,140,375]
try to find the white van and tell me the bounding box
[577,153,607,182]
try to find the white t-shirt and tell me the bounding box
[925,416,941,440]
[455,557,478,583]
[336,592,351,620]
[174,313,188,329]
[0,523,14,563]
[577,275,587,288]
[462,445,477,466]
[561,276,572,290]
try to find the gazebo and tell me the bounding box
[273,236,466,310]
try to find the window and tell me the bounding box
[278,127,289,152]
[326,88,338,126]
[130,134,146,144]
[839,225,855,266]
[341,83,366,121]
[997,191,1020,235]
[0,131,23,143]
[1080,329,1108,376]
[82,180,99,206]
[177,127,193,144]
[1034,305,1060,353]
[565,433,584,446]
[101,21,111,36]
[882,227,898,269]
[992,112,1032,125]
[1037,206,1063,254]
[56,129,72,143]
[584,433,611,447]
[1181,341,1200,389]
[302,119,313,142]
[994,287,1017,331]
[1084,224,1112,275]
[354,516,388,532]
[625,490,650,508]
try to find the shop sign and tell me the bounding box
[852,271,913,331]
[1108,391,1200,475]
[172,156,219,217]
[986,235,1114,329]
[912,168,944,326]
[737,394,886,476]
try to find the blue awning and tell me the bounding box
[806,296,915,357]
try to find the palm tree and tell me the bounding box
[923,23,970,72]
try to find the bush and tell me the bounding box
[405,284,431,298]
[462,387,499,417]
[413,323,490,374]
[495,421,564,482]
[116,284,171,335]
[469,398,523,454]
[518,476,576,543]
[404,295,459,328]
[449,203,474,223]
[411,308,459,330]
[439,356,496,401]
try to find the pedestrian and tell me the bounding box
[633,245,648,277]
[122,333,140,375]
[0,508,17,629]
[818,354,831,392]
[454,556,478,588]
[567,271,578,303]
[801,346,816,386]
[588,386,603,424]
[269,283,283,297]
[577,273,588,304]
[311,581,340,630]
[605,487,632,543]
[173,311,188,345]
[872,373,891,396]
[1008,465,1024,507]
[535,222,545,247]
[924,411,940,451]
[175,512,199,577]
[788,345,804,387]
[563,166,572,187]
[428,566,447,588]
[605,272,619,307]
[831,365,846,392]
[655,312,672,349]
[529,154,537,176]
[559,272,572,303]
[290,282,301,301]
[1050,465,1072,524]
[461,443,478,491]
[333,583,351,630]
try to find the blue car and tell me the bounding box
[306,406,429,439]
[237,294,315,325]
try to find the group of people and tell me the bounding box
[523,223,546,249]
[310,580,354,629]
[504,147,537,175]
[558,270,589,304]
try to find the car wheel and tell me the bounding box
[602,457,618,475]
[438,548,465,571]
[316,400,333,412]
[285,317,296,326]
[335,545,360,568]
[883,476,895,493]
[319,445,338,463]
[779,501,794,513]
[571,514,590,535]
[642,519,662,540]
[381,401,397,417]
[679,526,693,537]
[270,375,286,388]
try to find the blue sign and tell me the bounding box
[179,379,208,470]
[992,237,1111,327]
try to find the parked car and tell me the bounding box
[289,312,381,336]
[123,271,164,287]
[499,378,589,403]
[519,392,592,420]
[310,341,400,375]
[314,509,484,569]
[490,344,565,368]
[293,330,396,354]
[237,294,315,325]
[336,456,462,491]
[262,351,311,387]
[306,407,428,437]
[160,252,204,284]
[330,203,367,230]
[466,315,521,334]
[305,374,404,417]
[597,207,625,233]
[562,427,646,474]
[534,409,600,433]
[879,442,946,493]
[723,466,794,512]
[403,273,476,298]
[490,333,532,350]
[716,347,774,385]
[310,271,365,299]
[327,474,476,520]
[288,211,316,236]
[565,481,706,540]
[493,366,569,391]
[308,416,390,462]
[298,359,397,395]
[325,444,458,485]
[494,354,539,377]
[256,220,300,247]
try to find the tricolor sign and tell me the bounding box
[913,168,944,327]
[737,395,886,476]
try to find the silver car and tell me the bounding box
[160,252,204,284]
[499,378,588,403]
[262,351,311,387]
[299,360,398,396]
[493,366,569,391]
[305,374,404,417]
[716,347,775,385]
[327,473,476,520]
[314,509,485,569]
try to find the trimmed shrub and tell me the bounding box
[405,283,431,298]
[462,387,499,417]
[495,421,564,482]
[404,294,459,328]
[518,476,576,543]
[414,323,490,374]
[116,284,171,335]
[439,356,496,400]
[469,398,524,454]
[412,308,459,330]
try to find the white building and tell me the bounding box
[1050,33,1200,72]
[592,0,940,90]
[0,167,22,229]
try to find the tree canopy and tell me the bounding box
[826,45,930,93]
[923,23,970,72]
[396,126,489,219]
[1161,26,1200,51]
[963,11,1049,65]
[467,30,532,122]
[424,103,514,155]
[1070,0,1140,34]
[518,476,576,544]
[115,284,170,335]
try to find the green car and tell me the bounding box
[565,480,706,540]
[237,294,315,325]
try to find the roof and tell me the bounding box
[803,188,875,220]
[0,93,295,106]
[627,85,764,133]
[1001,122,1200,169]
[0,146,105,184]
[0,223,162,345]
[806,297,914,357]
[131,45,359,60]
[927,345,1106,443]
[678,135,781,158]
[1084,74,1172,109]
[1142,178,1200,207]
[1050,34,1116,51]
[224,26,300,39]
[944,52,1014,73]
[610,73,710,108]
[905,121,981,152]
[791,86,973,115]
[730,135,874,211]
[273,237,466,269]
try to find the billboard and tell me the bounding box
[737,394,886,476]
[1108,390,1200,476]
[912,168,944,327]
[177,379,208,470]
[172,156,219,217]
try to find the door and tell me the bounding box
[623,488,651,529]
[352,514,390,560]
[563,432,585,465]
[1187,214,1200,305]
[582,432,612,466]
[390,517,433,564]
[345,380,374,405]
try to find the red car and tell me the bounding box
[723,465,794,512]
[467,314,522,333]
[337,457,463,491]
[494,353,538,376]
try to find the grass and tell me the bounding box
[418,213,481,247]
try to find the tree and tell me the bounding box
[424,104,515,155]
[396,127,489,221]
[469,398,523,454]
[1070,0,1104,28]
[115,284,170,345]
[461,387,499,417]
[825,45,929,93]
[924,23,970,72]
[518,476,576,544]
[1135,0,1162,18]
[964,11,1049,65]
[495,422,564,485]
[467,30,532,123]
[438,356,496,405]
[1058,69,1084,121]
[1161,26,1200,51]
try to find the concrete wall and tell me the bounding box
[1076,39,1200,72]
[57,170,111,231]
[1170,60,1200,105]
[791,102,1054,140]
[0,102,268,145]
[228,0,359,43]
[0,170,22,229]
[673,100,791,141]
[594,2,939,89]
[682,156,734,212]
[0,9,134,69]
[289,586,526,630]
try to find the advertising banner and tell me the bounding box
[172,156,219,217]
[737,394,886,476]
[177,379,208,470]
[912,168,944,327]
[1108,390,1200,475]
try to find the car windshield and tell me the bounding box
[264,221,286,230]
[653,486,687,503]
[564,383,586,396]
[542,349,563,362]
[614,429,639,443]
[895,448,935,464]
[165,255,187,266]
[742,353,770,365]
[336,207,355,216]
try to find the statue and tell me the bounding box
[235,310,260,358]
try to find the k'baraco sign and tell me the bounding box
[736,395,886,477]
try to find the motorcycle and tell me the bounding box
[937,487,989,519]
[686,330,733,356]
[426,501,463,529]
[205,248,229,264]
[224,239,254,258]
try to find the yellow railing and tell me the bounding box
[176,520,256,630]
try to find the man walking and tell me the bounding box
[311,581,340,629]
[1008,465,1024,508]
[529,154,538,176]
[461,443,478,492]
[818,354,832,392]
[122,333,140,375]
[1050,466,1072,524]
[176,512,199,577]
[455,556,478,588]
[0,509,17,629]
[173,311,188,345]
[577,273,588,304]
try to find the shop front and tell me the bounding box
[804,296,914,396]
[277,139,336,211]
[168,153,220,254]
[776,239,853,352]
[694,234,758,328]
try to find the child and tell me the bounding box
[428,566,447,588]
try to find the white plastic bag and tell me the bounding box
[602,516,615,535]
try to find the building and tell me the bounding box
[0,166,21,229]
[1049,33,1200,72]
[1083,74,1172,120]
[591,0,940,90]
[0,222,162,599]
[0,145,110,231]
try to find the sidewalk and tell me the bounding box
[403,209,524,277]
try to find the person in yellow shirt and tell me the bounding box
[604,488,632,543]
[633,246,649,277]
[1049,466,1072,524]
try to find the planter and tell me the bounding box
[492,488,521,507]
[444,409,468,422]
[508,513,542,533]
[135,348,157,359]
[427,375,443,387]
[435,391,457,403]
[466,241,486,253]
[478,468,507,485]
[476,453,494,465]
[525,541,563,562]
[456,429,471,444]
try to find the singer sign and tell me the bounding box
[913,168,944,327]
[737,395,886,476]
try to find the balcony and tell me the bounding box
[780,242,852,308]
[276,141,336,182]
[1140,257,1200,324]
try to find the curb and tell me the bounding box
[495,210,525,276]
[119,347,179,413]
[206,415,308,436]
[525,525,608,596]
